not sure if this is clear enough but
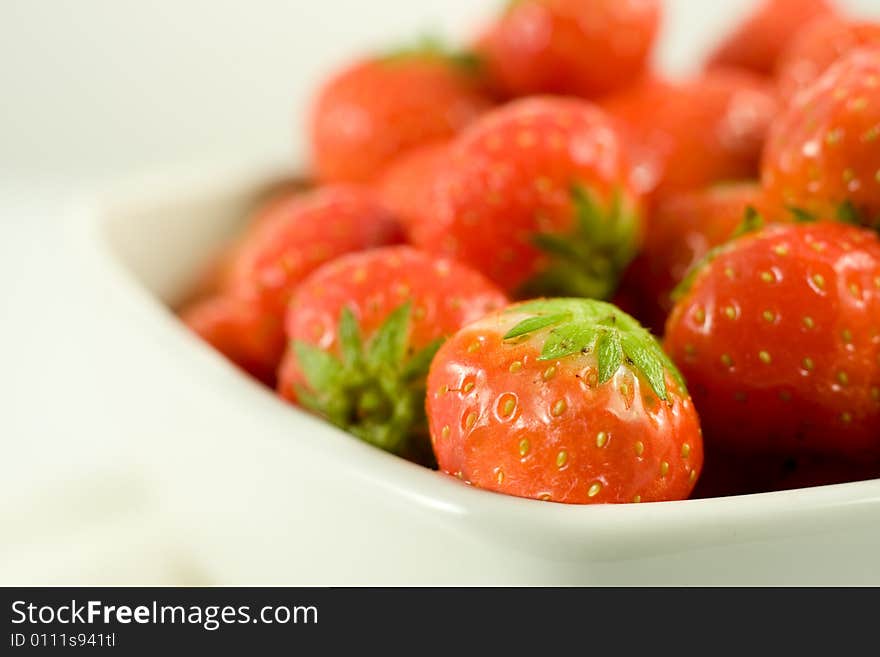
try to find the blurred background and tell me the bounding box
[1,0,878,584]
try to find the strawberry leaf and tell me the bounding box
[402,338,444,381]
[294,340,344,391]
[504,298,685,401]
[836,200,862,226]
[367,301,411,370]
[338,307,362,368]
[504,312,570,340]
[596,330,623,385]
[787,205,817,223]
[540,324,597,361]
[649,338,687,393]
[531,233,582,260]
[523,185,640,300]
[293,301,444,460]
[731,205,764,238]
[620,333,668,401]
[572,184,604,237]
[381,35,483,75]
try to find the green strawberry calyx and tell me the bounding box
[380,35,482,74]
[503,298,686,401]
[520,185,640,301]
[787,200,878,230]
[293,301,443,459]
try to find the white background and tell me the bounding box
[1,0,878,583]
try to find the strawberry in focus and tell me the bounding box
[762,48,880,229]
[427,298,703,504]
[277,246,508,461]
[310,47,493,184]
[601,72,779,199]
[776,16,880,99]
[665,222,880,459]
[705,0,836,77]
[406,97,643,299]
[476,0,660,99]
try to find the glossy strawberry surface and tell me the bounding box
[230,185,402,321]
[310,54,493,184]
[665,222,880,457]
[706,0,835,76]
[428,299,703,504]
[376,140,451,234]
[406,97,642,298]
[476,0,660,99]
[777,16,880,99]
[763,48,880,228]
[601,72,778,198]
[621,182,775,334]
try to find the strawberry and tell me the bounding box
[620,182,776,334]
[475,0,660,99]
[777,16,880,99]
[277,246,508,460]
[222,185,403,375]
[230,185,403,313]
[601,72,779,198]
[762,48,880,229]
[376,140,451,234]
[180,295,281,386]
[178,182,311,307]
[426,298,703,504]
[664,222,880,459]
[406,97,643,299]
[705,0,836,77]
[310,47,493,184]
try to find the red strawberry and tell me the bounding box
[277,246,508,460]
[310,48,493,184]
[777,16,880,99]
[601,72,779,198]
[664,222,880,459]
[214,185,402,381]
[406,97,643,298]
[180,295,281,385]
[475,0,660,99]
[427,298,703,504]
[706,0,836,77]
[620,182,776,334]
[376,140,451,233]
[229,184,402,355]
[762,48,880,228]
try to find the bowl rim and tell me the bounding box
[70,159,880,559]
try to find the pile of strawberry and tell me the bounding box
[181,0,880,504]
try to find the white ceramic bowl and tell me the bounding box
[75,162,880,585]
